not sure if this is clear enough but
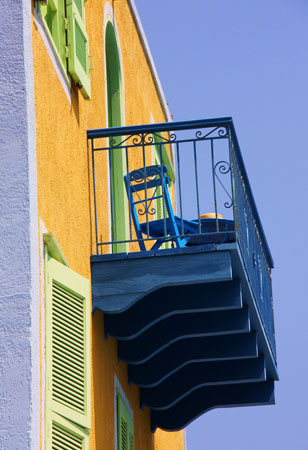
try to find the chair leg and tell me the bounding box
[151,239,165,251]
[137,235,147,252]
[172,237,190,248]
[150,236,189,251]
[180,237,191,247]
[175,237,186,248]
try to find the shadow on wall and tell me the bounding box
[71,82,80,125]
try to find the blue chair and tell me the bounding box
[124,165,199,251]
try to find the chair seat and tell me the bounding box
[139,216,199,238]
[140,217,235,246]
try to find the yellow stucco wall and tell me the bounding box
[32,1,185,449]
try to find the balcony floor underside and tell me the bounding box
[91,243,278,431]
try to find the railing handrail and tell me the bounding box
[87,117,274,268]
[87,117,233,139]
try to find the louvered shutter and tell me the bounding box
[128,413,134,450]
[37,0,67,69]
[46,411,89,450]
[46,257,91,431]
[117,393,128,450]
[117,392,134,450]
[66,0,91,99]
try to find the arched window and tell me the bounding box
[105,21,128,253]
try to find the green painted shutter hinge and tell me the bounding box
[65,46,69,58]
[89,55,94,71]
[64,17,68,30]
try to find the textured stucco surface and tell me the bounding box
[0,1,39,449]
[32,0,184,449]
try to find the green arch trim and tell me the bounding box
[105,20,128,253]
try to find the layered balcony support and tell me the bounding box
[150,380,275,431]
[139,356,266,409]
[127,332,259,386]
[91,249,233,313]
[91,244,278,431]
[88,118,278,431]
[117,306,251,363]
[104,279,244,338]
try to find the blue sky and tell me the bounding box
[135,1,308,448]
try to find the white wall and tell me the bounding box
[0,1,39,448]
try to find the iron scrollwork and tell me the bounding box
[129,166,165,216]
[110,132,156,148]
[195,126,228,141]
[152,131,177,144]
[214,160,233,208]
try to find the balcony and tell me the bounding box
[88,118,278,431]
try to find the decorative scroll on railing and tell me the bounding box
[87,118,275,359]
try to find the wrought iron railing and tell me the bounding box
[229,124,276,358]
[87,118,276,359]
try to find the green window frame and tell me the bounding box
[105,20,128,254]
[37,0,91,99]
[117,391,134,450]
[45,246,91,450]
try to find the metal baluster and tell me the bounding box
[142,138,150,238]
[193,140,201,234]
[109,145,115,246]
[176,142,184,236]
[91,139,99,255]
[210,139,219,233]
[159,143,167,238]
[228,127,236,235]
[125,144,133,241]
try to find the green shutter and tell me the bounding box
[46,257,91,431]
[128,414,134,450]
[46,411,89,450]
[117,392,134,450]
[66,0,91,99]
[37,0,67,69]
[74,0,84,20]
[117,393,128,450]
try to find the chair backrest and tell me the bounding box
[124,165,174,250]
